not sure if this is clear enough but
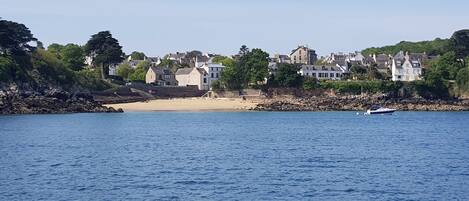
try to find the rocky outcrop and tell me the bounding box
[253,94,469,112]
[0,85,123,115]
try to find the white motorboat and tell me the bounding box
[366,105,396,115]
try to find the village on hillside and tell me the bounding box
[91,45,434,93]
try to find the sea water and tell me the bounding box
[1,112,469,200]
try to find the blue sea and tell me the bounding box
[1,112,469,200]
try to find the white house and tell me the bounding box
[391,52,422,81]
[175,68,209,90]
[299,65,347,80]
[200,63,225,88]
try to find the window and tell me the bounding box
[203,78,207,83]
[330,73,334,78]
[216,73,219,78]
[306,73,309,76]
[336,73,340,78]
[211,73,214,78]
[313,73,316,77]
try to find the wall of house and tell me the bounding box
[291,48,309,64]
[176,69,206,90]
[145,69,156,84]
[392,60,422,81]
[300,70,343,80]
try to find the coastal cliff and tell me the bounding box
[0,85,122,115]
[252,93,469,112]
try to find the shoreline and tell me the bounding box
[105,98,259,112]
[105,96,469,113]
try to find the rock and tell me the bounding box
[254,94,469,112]
[0,84,122,115]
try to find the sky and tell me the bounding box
[2,0,469,57]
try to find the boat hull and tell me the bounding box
[366,109,396,115]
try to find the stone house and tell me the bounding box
[290,45,318,65]
[145,66,178,86]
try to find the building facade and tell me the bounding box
[299,65,347,80]
[290,45,318,65]
[391,52,423,81]
[145,66,178,86]
[175,68,209,90]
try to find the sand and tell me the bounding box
[105,98,259,112]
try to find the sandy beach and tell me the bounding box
[105,98,259,112]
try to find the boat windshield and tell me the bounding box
[369,105,381,110]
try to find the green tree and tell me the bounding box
[429,51,463,80]
[61,44,85,71]
[212,56,228,64]
[84,31,124,79]
[239,48,269,86]
[0,56,20,82]
[211,80,222,91]
[186,50,203,59]
[135,60,151,71]
[415,69,449,98]
[303,77,320,90]
[0,19,37,56]
[128,68,146,82]
[270,63,303,88]
[47,43,64,58]
[220,61,243,90]
[116,62,134,80]
[456,67,469,91]
[239,45,249,56]
[129,51,146,60]
[362,38,450,56]
[450,29,469,65]
[216,57,235,67]
[128,60,150,82]
[31,49,76,87]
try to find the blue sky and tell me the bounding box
[2,0,469,56]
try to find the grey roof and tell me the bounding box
[150,66,173,75]
[175,68,194,75]
[291,46,315,55]
[394,51,406,60]
[146,57,160,62]
[175,67,206,75]
[196,55,210,62]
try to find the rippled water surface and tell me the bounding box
[1,112,469,200]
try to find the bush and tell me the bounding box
[211,80,223,91]
[0,56,21,82]
[75,69,111,91]
[303,77,320,90]
[315,80,403,94]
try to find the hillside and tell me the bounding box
[362,38,450,56]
